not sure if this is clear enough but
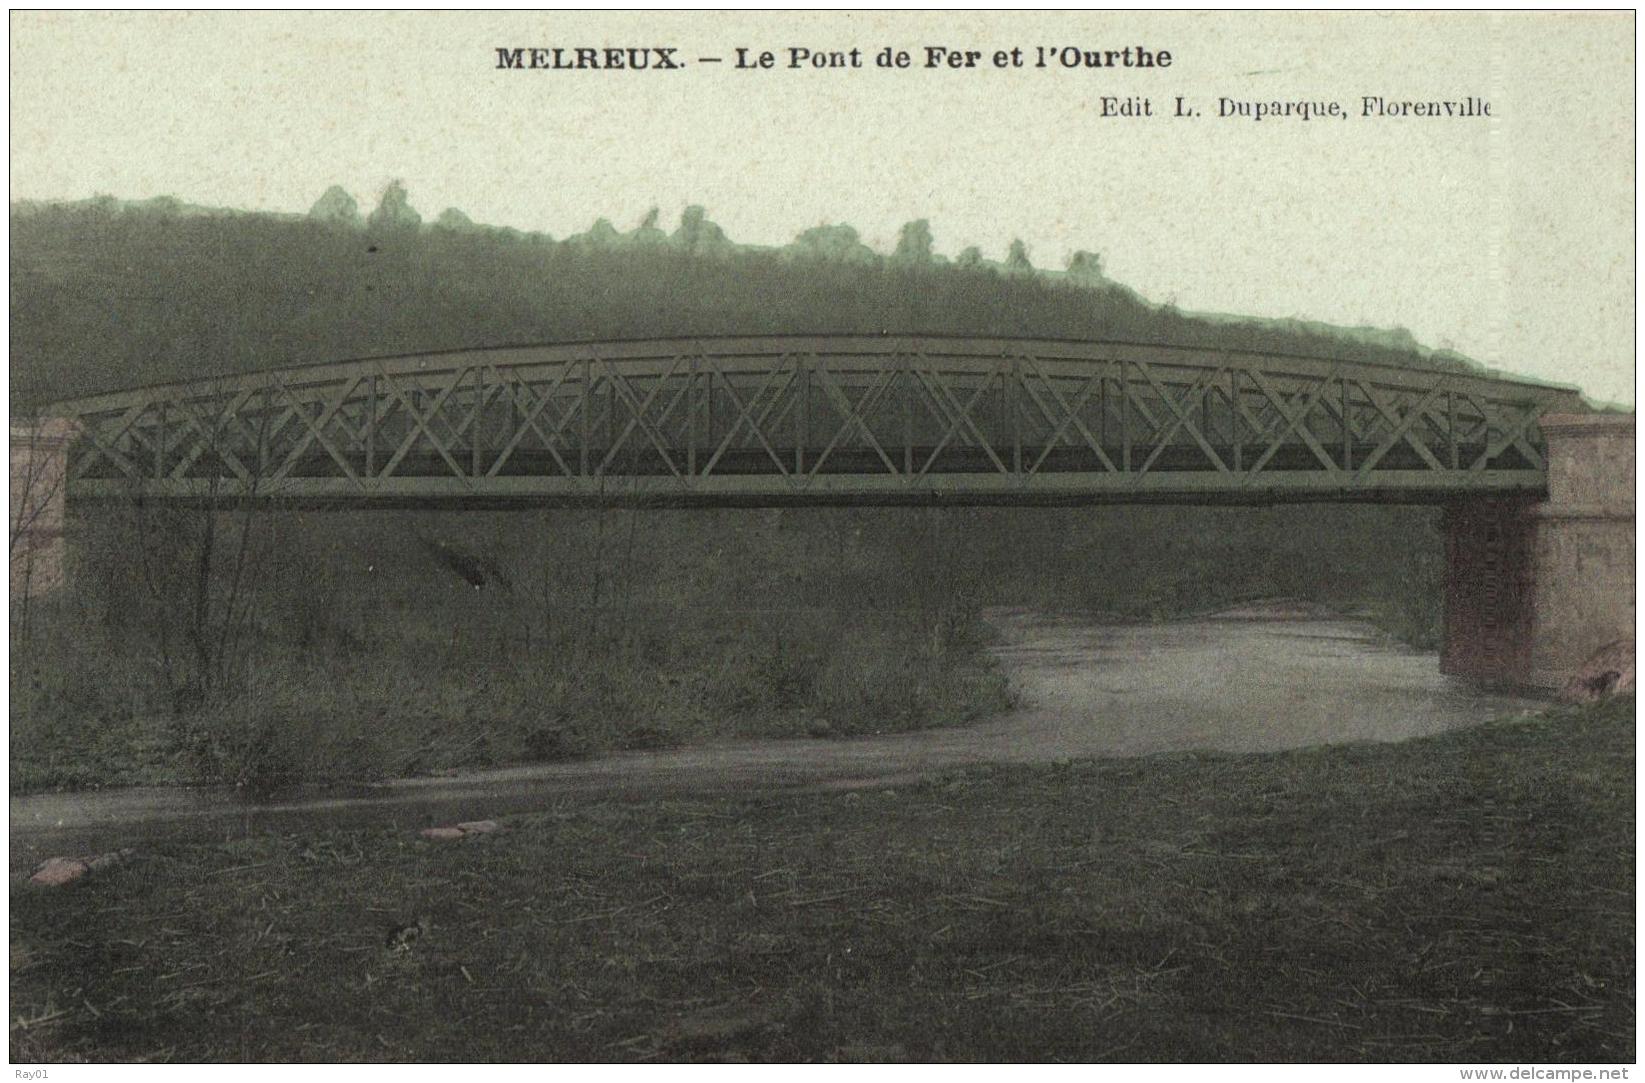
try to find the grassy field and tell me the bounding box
[10,699,1633,1063]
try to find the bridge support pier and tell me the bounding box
[10,418,80,601]
[1441,413,1635,691]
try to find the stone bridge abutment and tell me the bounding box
[9,417,78,601]
[1441,413,1635,691]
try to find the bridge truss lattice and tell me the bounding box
[52,336,1583,506]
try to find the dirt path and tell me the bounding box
[11,603,1542,853]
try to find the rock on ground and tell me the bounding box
[29,857,89,887]
[28,848,134,887]
[420,819,502,840]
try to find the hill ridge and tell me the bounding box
[11,188,1518,408]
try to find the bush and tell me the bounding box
[169,675,405,798]
[9,600,178,792]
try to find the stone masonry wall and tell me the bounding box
[1526,414,1636,689]
[10,418,78,601]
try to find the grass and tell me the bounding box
[10,699,1634,1062]
[9,608,1012,797]
[12,504,1032,795]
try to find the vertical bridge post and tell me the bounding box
[1441,412,1635,690]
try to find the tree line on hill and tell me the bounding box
[12,181,1484,408]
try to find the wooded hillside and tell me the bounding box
[11,185,1486,409]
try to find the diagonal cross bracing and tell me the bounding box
[48,336,1581,506]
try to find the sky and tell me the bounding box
[9,10,1636,404]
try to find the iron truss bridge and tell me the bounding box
[51,336,1584,507]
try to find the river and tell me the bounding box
[971,603,1539,761]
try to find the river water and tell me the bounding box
[969,603,1540,761]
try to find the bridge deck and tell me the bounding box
[49,336,1584,507]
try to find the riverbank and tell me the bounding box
[13,606,1542,848]
[11,502,1449,796]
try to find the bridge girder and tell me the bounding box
[49,335,1584,507]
